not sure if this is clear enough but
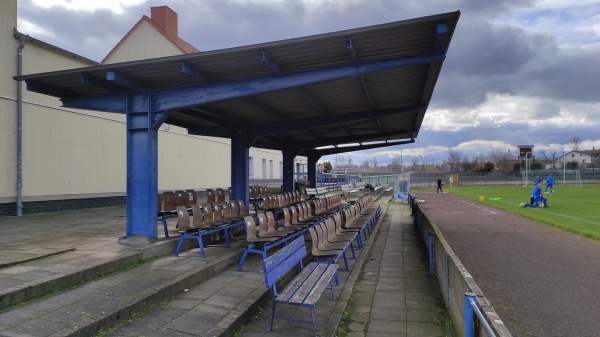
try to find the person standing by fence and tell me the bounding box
[437,179,443,193]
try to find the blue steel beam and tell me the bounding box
[346,37,359,65]
[181,62,211,84]
[61,53,446,113]
[258,129,415,151]
[188,106,421,138]
[106,71,146,90]
[81,73,127,91]
[433,23,448,52]
[260,50,284,74]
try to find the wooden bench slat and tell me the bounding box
[296,264,338,306]
[275,263,319,303]
[284,263,329,304]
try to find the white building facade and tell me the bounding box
[1,2,304,215]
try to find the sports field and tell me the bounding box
[414,184,600,240]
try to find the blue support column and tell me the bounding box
[231,125,251,209]
[126,105,158,240]
[305,151,321,188]
[282,143,297,193]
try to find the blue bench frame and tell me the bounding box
[174,216,245,258]
[263,236,338,337]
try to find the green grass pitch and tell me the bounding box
[441,184,600,241]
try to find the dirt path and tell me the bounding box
[415,192,600,337]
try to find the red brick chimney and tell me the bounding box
[150,6,178,39]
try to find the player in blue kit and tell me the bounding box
[519,181,548,208]
[545,175,555,194]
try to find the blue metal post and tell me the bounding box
[306,152,320,188]
[231,125,250,210]
[428,232,435,278]
[126,107,158,239]
[282,143,297,193]
[464,292,476,337]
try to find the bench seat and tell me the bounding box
[263,236,338,337]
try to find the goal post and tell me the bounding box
[522,170,582,187]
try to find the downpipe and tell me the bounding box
[16,31,27,216]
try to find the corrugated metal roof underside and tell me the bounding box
[16,11,460,153]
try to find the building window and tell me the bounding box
[262,159,267,178]
[280,161,283,178]
[269,160,273,178]
[249,157,254,178]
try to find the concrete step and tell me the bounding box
[0,235,187,311]
[0,237,247,337]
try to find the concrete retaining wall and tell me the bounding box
[412,200,513,337]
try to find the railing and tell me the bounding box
[293,172,361,191]
[464,292,497,337]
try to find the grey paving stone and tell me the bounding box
[368,319,406,333]
[150,327,196,337]
[176,288,216,300]
[0,318,67,337]
[406,321,445,336]
[376,282,404,291]
[164,298,202,310]
[111,308,188,336]
[203,293,244,309]
[370,307,406,321]
[366,332,406,337]
[406,309,437,323]
[41,304,100,324]
[217,284,256,298]
[352,291,375,306]
[164,313,217,335]
[187,303,230,320]
[372,297,406,310]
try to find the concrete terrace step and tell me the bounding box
[0,238,248,337]
[0,236,185,311]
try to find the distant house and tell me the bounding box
[552,149,600,169]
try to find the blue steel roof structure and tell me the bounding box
[16,11,460,240]
[17,11,460,155]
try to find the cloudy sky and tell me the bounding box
[16,0,600,166]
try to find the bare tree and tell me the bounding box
[389,158,401,173]
[571,137,582,151]
[361,159,370,170]
[447,150,462,172]
[488,148,508,165]
[371,158,379,170]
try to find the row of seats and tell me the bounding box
[236,194,371,270]
[258,190,305,210]
[309,196,380,270]
[249,185,269,199]
[173,199,252,257]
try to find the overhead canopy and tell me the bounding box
[17,11,460,155]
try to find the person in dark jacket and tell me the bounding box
[437,179,443,193]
